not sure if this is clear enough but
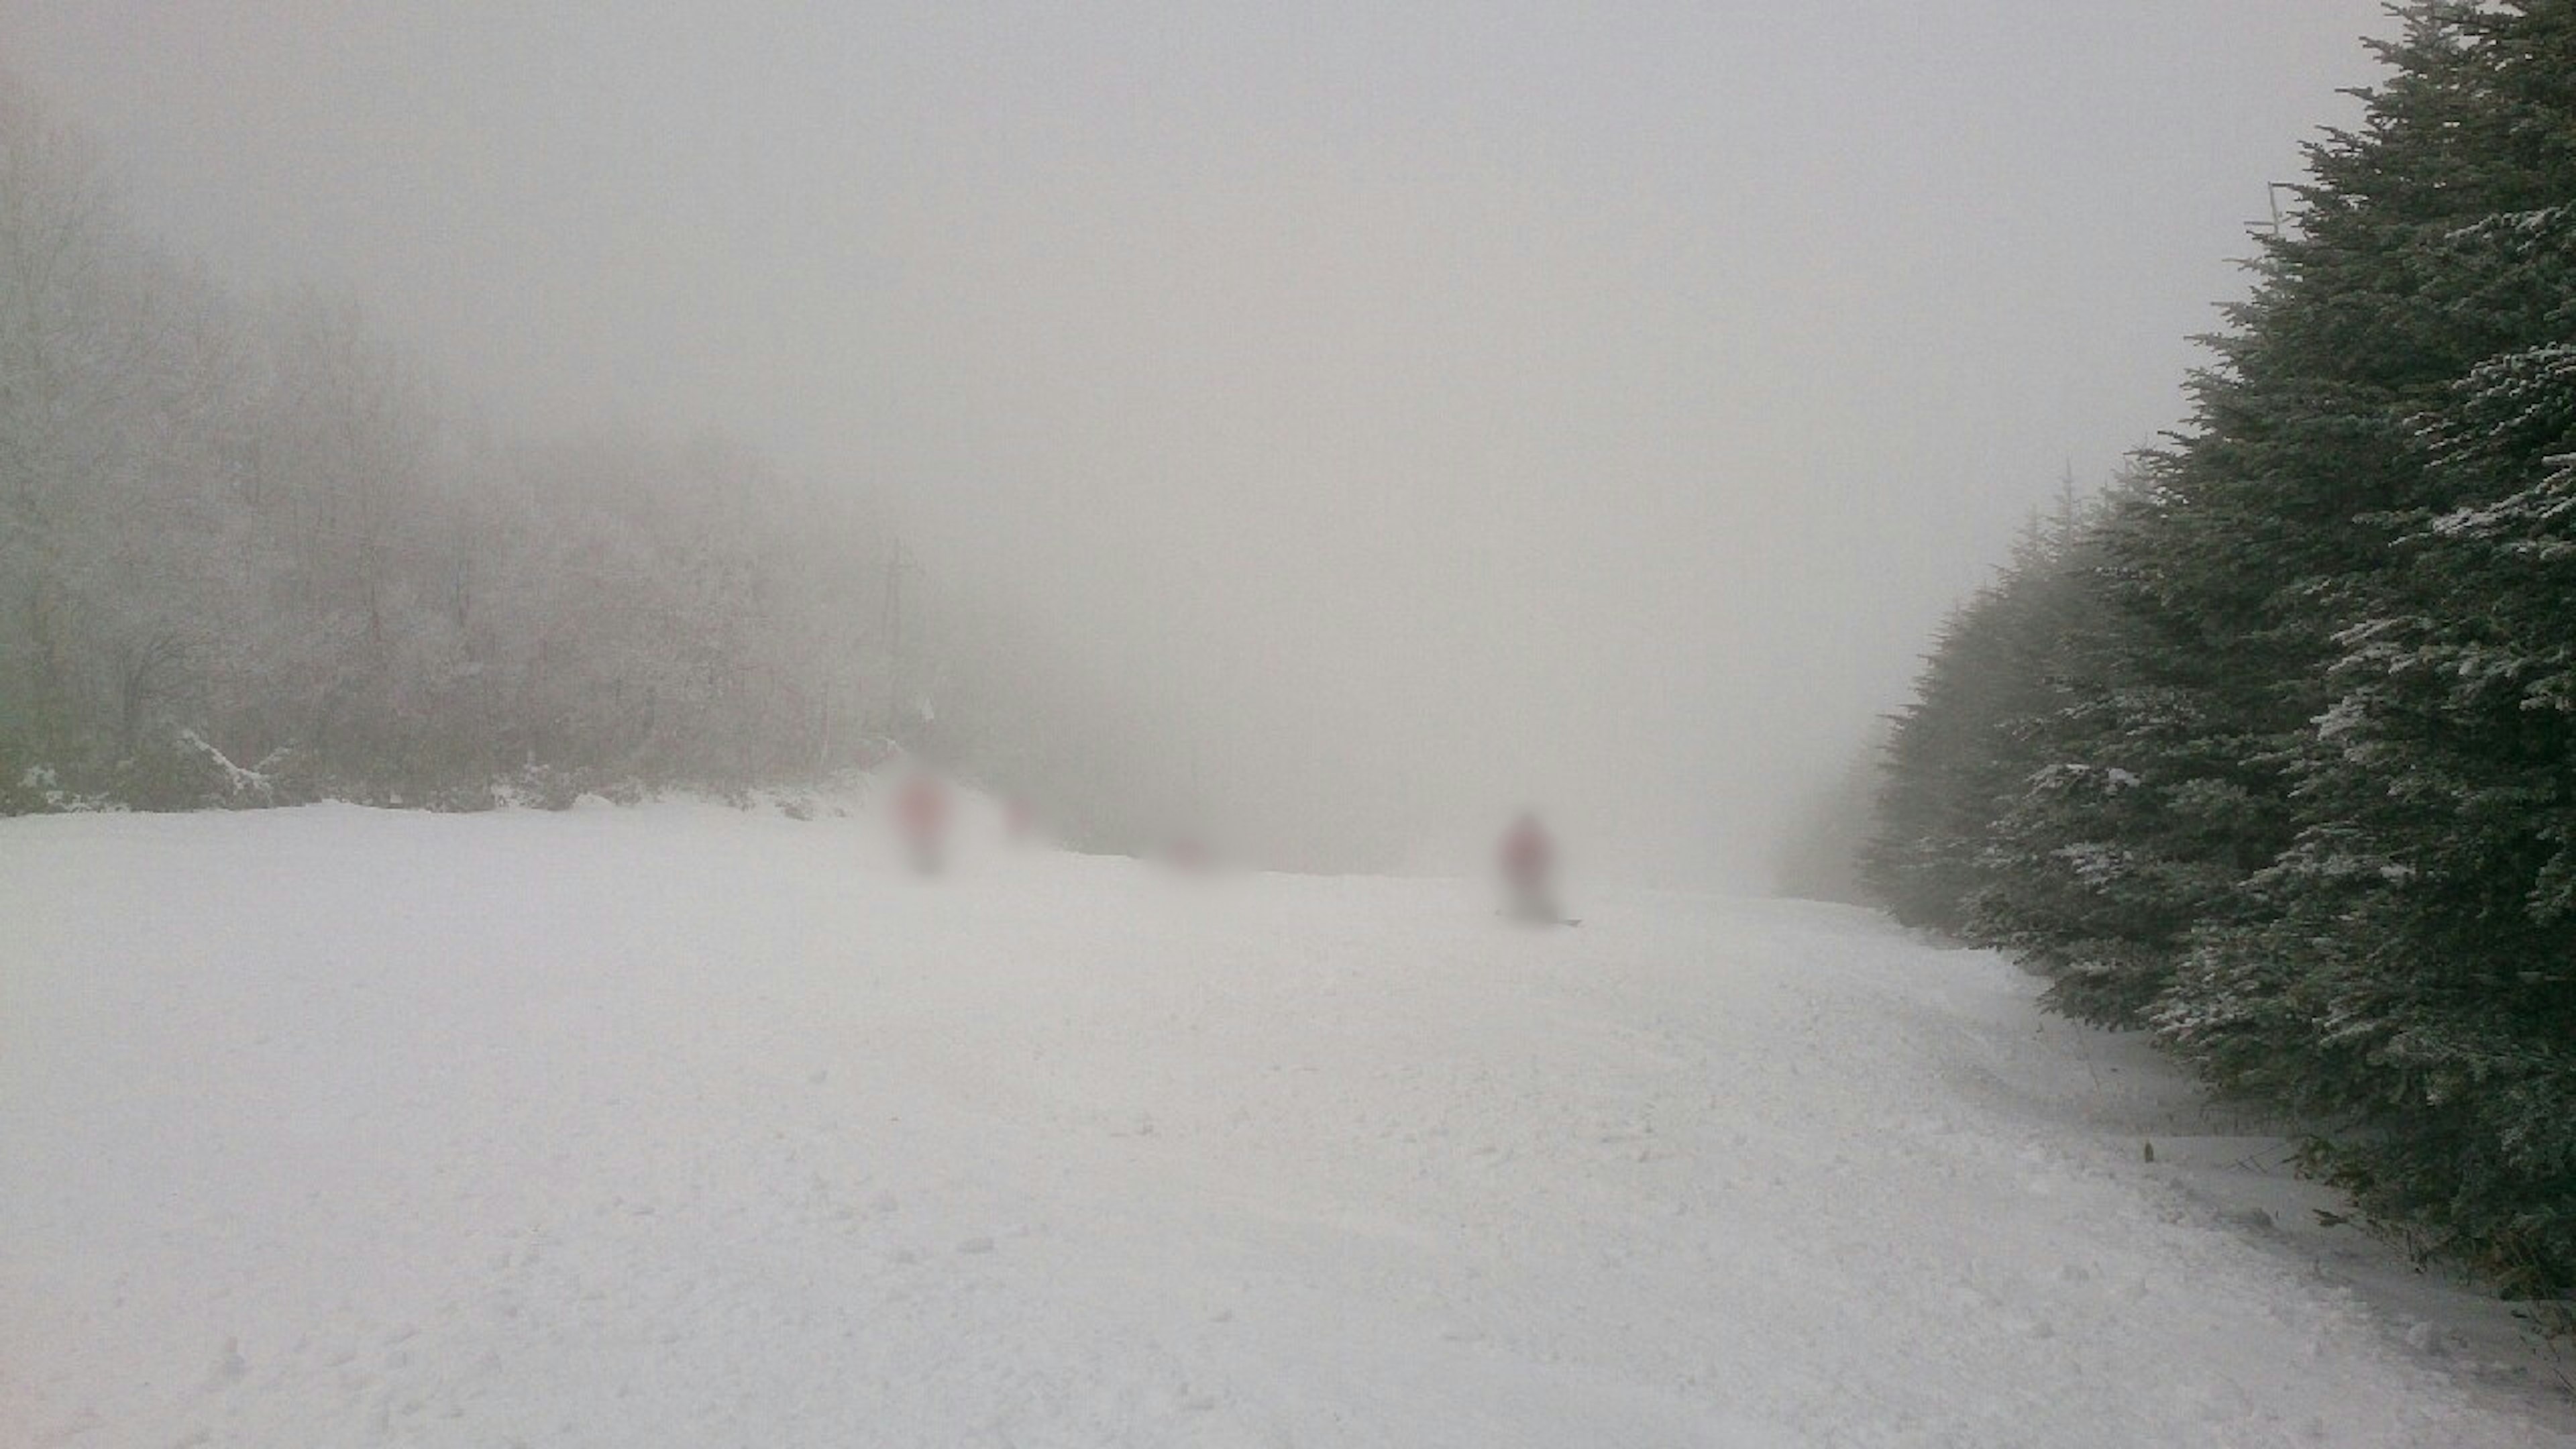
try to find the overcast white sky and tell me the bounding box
[3,1,2396,881]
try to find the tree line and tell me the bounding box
[1867,0,2576,1297]
[0,78,938,813]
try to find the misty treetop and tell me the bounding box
[1868,0,2576,1297]
[0,78,959,812]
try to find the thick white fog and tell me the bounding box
[3,1,2393,879]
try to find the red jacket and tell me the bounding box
[1501,820,1552,885]
[898,779,947,835]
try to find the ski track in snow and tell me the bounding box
[1,804,2569,1448]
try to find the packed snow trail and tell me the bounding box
[2,804,2566,1448]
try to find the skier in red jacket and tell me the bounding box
[896,772,950,875]
[1499,811,1560,924]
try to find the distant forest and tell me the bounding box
[1868,1,2576,1298]
[0,77,1120,818]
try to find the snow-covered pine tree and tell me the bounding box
[0,77,932,812]
[1951,478,2271,1026]
[2145,0,2576,1292]
[1865,493,2097,935]
[1962,6,2519,1022]
[1872,0,2576,1291]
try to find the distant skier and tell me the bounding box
[896,773,950,875]
[1164,832,1214,874]
[1499,810,1562,924]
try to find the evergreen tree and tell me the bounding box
[2158,0,2576,1290]
[1874,0,2576,1290]
[1866,494,2097,934]
[0,78,938,812]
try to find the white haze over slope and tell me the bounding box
[1,2,2399,875]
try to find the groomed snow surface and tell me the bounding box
[4,802,2570,1448]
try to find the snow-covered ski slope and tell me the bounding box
[4,804,2568,1448]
